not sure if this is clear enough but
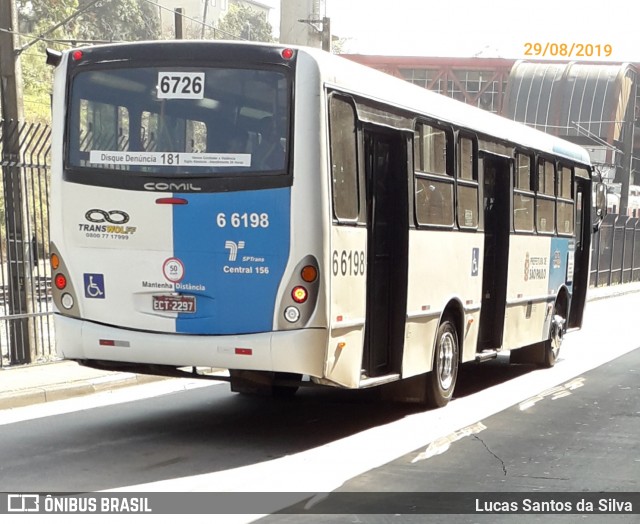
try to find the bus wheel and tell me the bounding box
[543,309,566,368]
[426,319,459,408]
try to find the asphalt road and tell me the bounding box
[0,292,638,523]
[255,347,640,523]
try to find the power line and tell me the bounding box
[17,0,104,55]
[16,0,280,53]
[12,0,249,47]
[0,28,115,47]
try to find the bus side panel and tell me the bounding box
[326,226,367,387]
[503,235,553,349]
[403,230,482,377]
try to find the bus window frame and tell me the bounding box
[556,163,575,237]
[328,93,361,225]
[413,119,455,230]
[535,155,557,235]
[62,61,295,193]
[513,150,535,234]
[455,131,479,231]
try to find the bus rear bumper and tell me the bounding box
[54,314,327,378]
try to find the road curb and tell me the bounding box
[587,285,640,302]
[0,373,168,410]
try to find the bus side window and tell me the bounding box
[456,135,478,229]
[536,158,556,234]
[514,153,534,232]
[557,165,574,235]
[414,123,454,227]
[329,96,359,222]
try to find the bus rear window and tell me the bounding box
[67,67,290,176]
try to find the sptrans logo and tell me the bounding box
[225,240,245,261]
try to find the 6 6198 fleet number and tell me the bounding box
[332,250,365,276]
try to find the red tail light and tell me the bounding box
[291,286,308,303]
[54,273,67,290]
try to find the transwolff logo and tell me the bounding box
[143,182,202,191]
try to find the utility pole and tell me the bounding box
[175,8,184,39]
[280,0,324,49]
[295,16,331,51]
[0,0,24,122]
[201,0,209,38]
[320,16,330,52]
[0,0,32,364]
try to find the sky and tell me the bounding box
[266,0,639,61]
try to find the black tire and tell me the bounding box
[543,304,566,368]
[425,319,459,408]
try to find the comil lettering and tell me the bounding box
[144,182,202,191]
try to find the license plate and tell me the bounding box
[152,295,196,313]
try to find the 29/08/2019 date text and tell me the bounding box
[524,42,612,58]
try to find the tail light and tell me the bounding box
[50,243,80,315]
[54,273,67,290]
[279,255,320,329]
[291,286,308,303]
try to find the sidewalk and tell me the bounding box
[1,281,640,412]
[0,359,168,410]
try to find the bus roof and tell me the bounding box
[299,46,591,166]
[58,40,590,166]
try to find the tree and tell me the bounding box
[16,0,160,122]
[16,0,81,122]
[76,0,160,42]
[212,3,275,42]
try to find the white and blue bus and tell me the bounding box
[46,41,602,407]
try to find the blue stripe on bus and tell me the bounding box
[172,188,291,335]
[549,237,573,295]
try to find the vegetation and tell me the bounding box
[16,0,161,123]
[14,1,277,122]
[212,3,275,43]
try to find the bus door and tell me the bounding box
[568,175,591,328]
[362,127,409,378]
[477,153,511,350]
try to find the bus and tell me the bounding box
[46,41,604,407]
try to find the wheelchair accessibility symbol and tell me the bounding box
[84,273,105,299]
[471,247,479,276]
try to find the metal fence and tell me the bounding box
[1,119,639,368]
[0,120,53,368]
[590,214,640,287]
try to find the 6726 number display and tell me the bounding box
[157,72,204,99]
